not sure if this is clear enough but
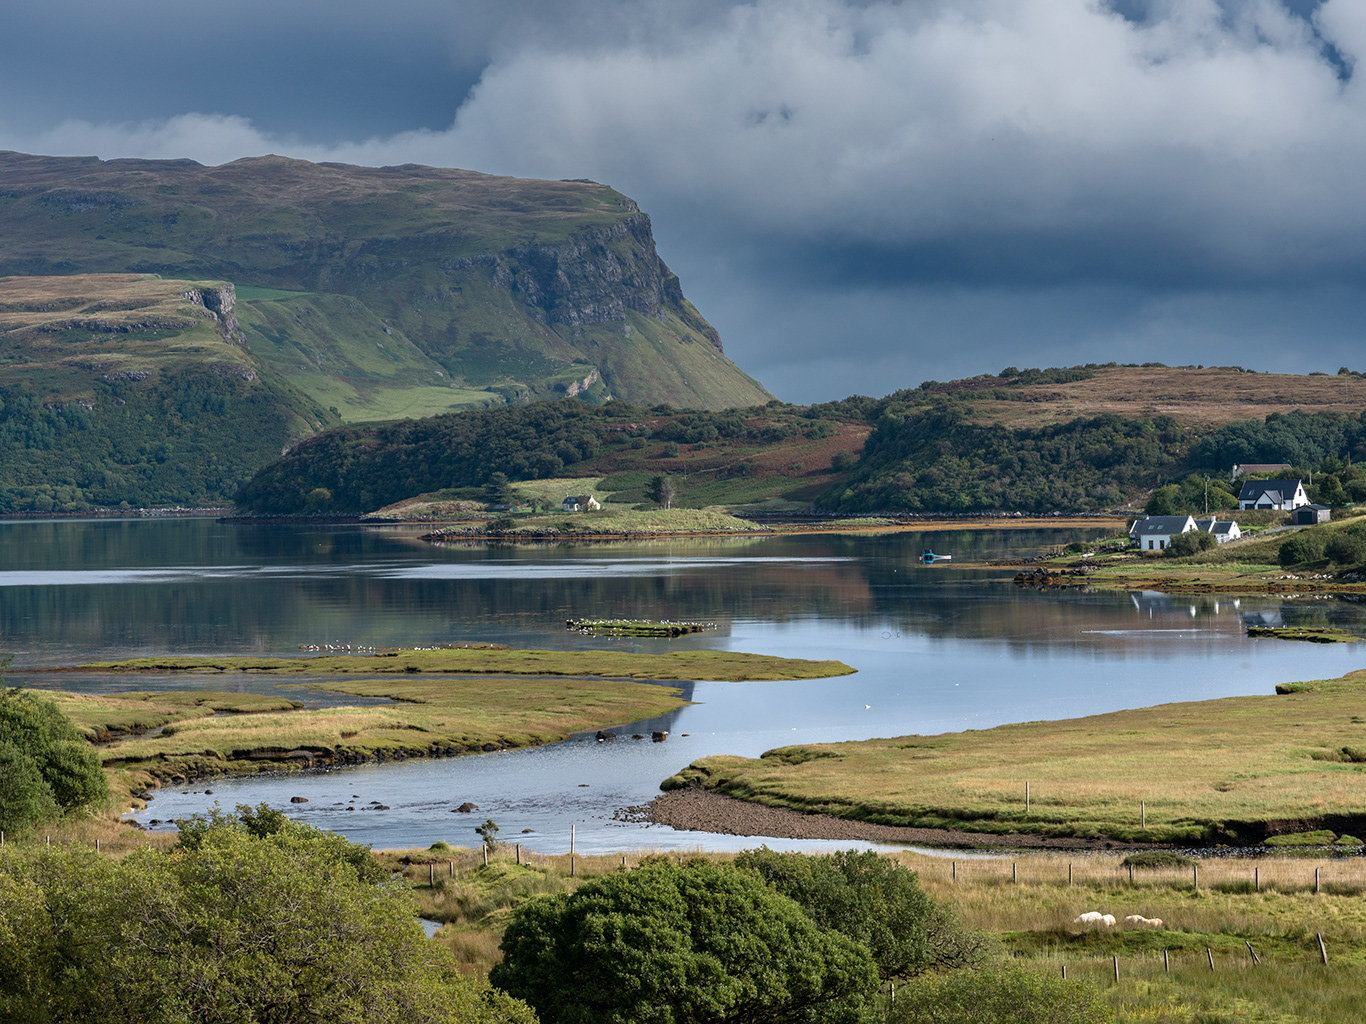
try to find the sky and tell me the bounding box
[3,0,1366,402]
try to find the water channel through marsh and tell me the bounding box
[3,517,1364,853]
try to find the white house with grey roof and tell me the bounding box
[1130,515,1197,550]
[1237,478,1307,511]
[1194,517,1241,543]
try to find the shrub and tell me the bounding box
[888,961,1113,1024]
[1122,850,1195,869]
[1326,532,1366,565]
[0,686,107,833]
[1166,530,1217,557]
[1279,531,1327,566]
[490,860,880,1024]
[735,847,985,979]
[0,814,532,1023]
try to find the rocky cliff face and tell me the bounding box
[180,284,244,344]
[0,153,768,409]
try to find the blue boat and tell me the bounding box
[920,550,952,563]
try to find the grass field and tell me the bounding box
[663,668,1366,844]
[67,647,854,682]
[376,842,1366,1022]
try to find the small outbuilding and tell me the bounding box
[562,494,601,513]
[1294,504,1332,525]
[1130,515,1197,551]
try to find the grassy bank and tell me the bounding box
[661,668,1366,844]
[379,842,1366,1021]
[43,646,850,799]
[63,646,855,682]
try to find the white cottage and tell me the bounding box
[562,494,601,513]
[1129,515,1197,551]
[1194,517,1241,544]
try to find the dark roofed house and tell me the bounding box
[1294,504,1332,525]
[1130,515,1196,551]
[1237,479,1307,511]
[1194,517,1242,543]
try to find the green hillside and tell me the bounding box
[0,274,327,511]
[0,151,770,418]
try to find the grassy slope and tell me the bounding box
[923,365,1366,432]
[664,668,1366,843]
[0,152,770,413]
[71,647,855,681]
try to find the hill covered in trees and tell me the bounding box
[235,365,1366,517]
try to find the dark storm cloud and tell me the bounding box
[4,0,1366,400]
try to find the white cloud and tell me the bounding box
[7,0,1363,283]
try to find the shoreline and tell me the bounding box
[633,789,1153,851]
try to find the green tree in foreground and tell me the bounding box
[0,683,107,833]
[1279,530,1328,566]
[490,859,880,1024]
[887,961,1112,1023]
[0,805,534,1024]
[734,847,986,980]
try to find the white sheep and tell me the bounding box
[1072,912,1116,926]
[1123,915,1163,928]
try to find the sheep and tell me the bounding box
[1123,915,1164,928]
[1072,912,1116,926]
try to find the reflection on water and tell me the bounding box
[3,518,1366,851]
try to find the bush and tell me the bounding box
[490,859,880,1024]
[1279,531,1327,566]
[735,847,985,979]
[0,810,533,1023]
[888,962,1113,1024]
[1326,532,1366,565]
[1166,530,1217,557]
[0,686,107,833]
[1121,850,1195,869]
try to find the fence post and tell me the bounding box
[1025,780,1030,814]
[449,860,453,877]
[429,862,434,885]
[1061,964,1066,980]
[1068,863,1073,886]
[482,846,488,868]
[1113,955,1119,982]
[1141,800,1146,828]
[1193,865,1198,890]
[516,843,521,865]
[1255,867,1259,892]
[1207,947,1215,972]
[952,860,957,882]
[1246,941,1260,965]
[571,855,575,878]
[1013,861,1017,885]
[1318,933,1329,965]
[1128,864,1134,886]
[1315,868,1320,894]
[570,824,575,855]
[1163,948,1169,973]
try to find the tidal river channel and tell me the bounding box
[4,517,1366,853]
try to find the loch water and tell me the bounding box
[3,517,1364,853]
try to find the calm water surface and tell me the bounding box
[3,518,1364,852]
